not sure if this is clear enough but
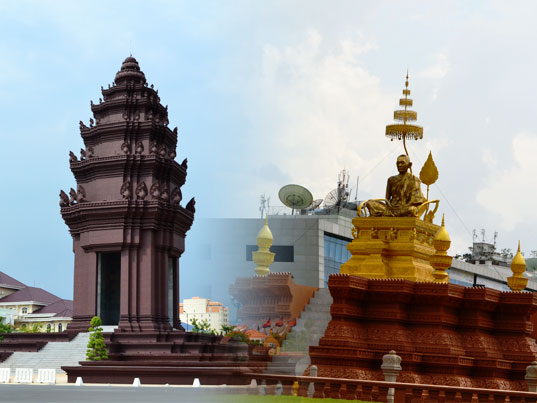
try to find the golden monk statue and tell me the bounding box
[365,154,426,217]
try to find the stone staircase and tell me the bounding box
[265,287,332,375]
[0,332,90,374]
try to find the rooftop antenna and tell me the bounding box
[481,229,486,243]
[259,194,268,219]
[354,176,359,202]
[278,184,313,215]
[472,229,477,242]
[323,169,350,212]
[493,231,498,246]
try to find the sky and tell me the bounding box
[1,1,537,300]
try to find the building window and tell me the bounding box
[21,307,27,314]
[58,323,63,332]
[324,232,352,285]
[246,245,294,262]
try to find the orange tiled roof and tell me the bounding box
[245,329,267,339]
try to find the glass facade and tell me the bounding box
[324,233,351,286]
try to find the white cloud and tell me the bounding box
[238,29,399,208]
[476,132,537,229]
[419,52,450,79]
[481,148,497,169]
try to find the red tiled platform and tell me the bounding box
[309,275,537,390]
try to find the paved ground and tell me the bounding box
[0,384,242,403]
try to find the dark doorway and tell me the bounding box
[97,252,121,325]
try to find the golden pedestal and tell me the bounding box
[341,217,440,282]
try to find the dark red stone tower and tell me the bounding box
[60,57,195,333]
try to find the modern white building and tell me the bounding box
[182,208,537,324]
[179,297,229,331]
[183,211,355,322]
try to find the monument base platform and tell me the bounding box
[309,275,537,390]
[62,330,271,385]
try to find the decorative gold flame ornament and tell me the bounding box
[252,216,275,276]
[385,72,423,157]
[419,151,439,198]
[507,242,528,292]
[419,151,439,221]
[431,215,452,283]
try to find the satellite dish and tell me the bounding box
[279,184,313,214]
[323,189,339,209]
[323,186,350,210]
[308,199,323,211]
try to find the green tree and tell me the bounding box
[190,318,217,335]
[220,324,235,336]
[86,316,109,361]
[0,317,13,342]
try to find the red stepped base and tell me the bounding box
[309,275,537,390]
[62,330,271,385]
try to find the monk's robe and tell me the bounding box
[366,172,426,217]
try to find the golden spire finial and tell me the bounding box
[252,217,275,276]
[431,214,452,282]
[386,72,423,157]
[507,241,528,292]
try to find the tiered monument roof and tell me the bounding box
[60,56,195,333]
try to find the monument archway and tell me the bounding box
[97,252,121,326]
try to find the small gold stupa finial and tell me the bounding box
[431,214,452,283]
[252,216,275,276]
[507,241,528,292]
[385,72,423,158]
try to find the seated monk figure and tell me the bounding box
[365,154,426,217]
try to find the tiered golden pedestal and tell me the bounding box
[341,217,440,282]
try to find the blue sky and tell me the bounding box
[2,1,537,300]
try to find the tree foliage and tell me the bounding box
[86,316,108,361]
[190,318,218,335]
[18,323,42,333]
[220,324,235,335]
[0,317,13,342]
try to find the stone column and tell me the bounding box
[308,365,318,398]
[381,350,402,403]
[526,361,537,392]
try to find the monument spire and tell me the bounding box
[385,72,423,158]
[60,56,191,333]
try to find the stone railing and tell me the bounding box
[243,352,537,402]
[244,373,537,402]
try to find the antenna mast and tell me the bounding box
[259,194,267,219]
